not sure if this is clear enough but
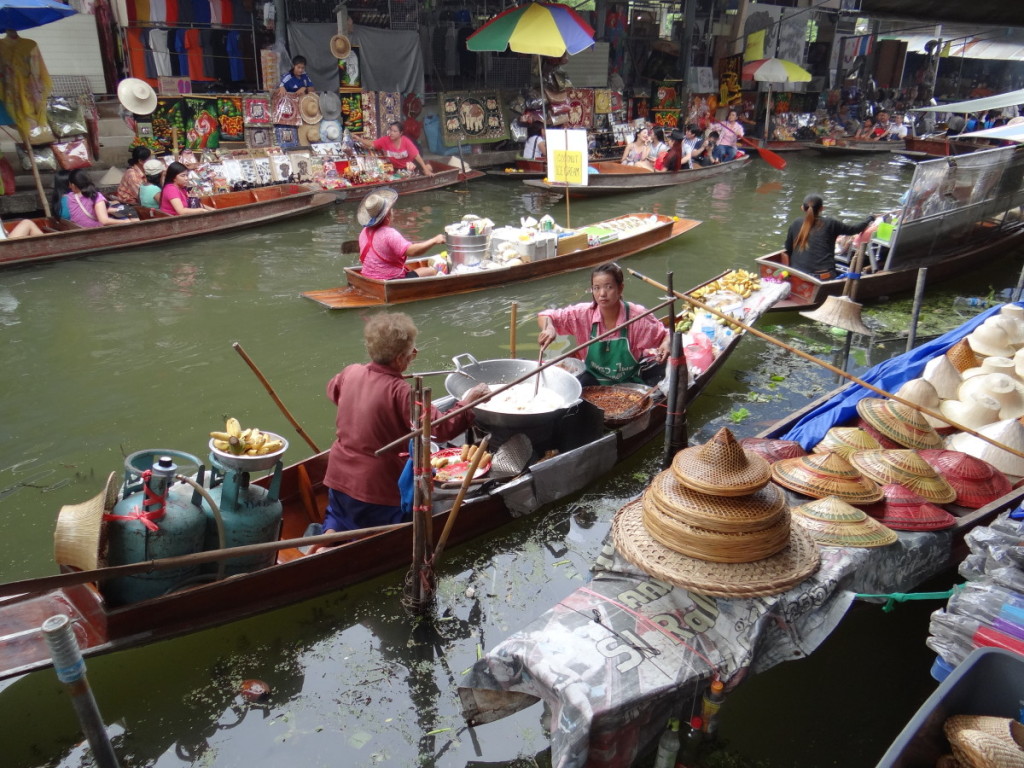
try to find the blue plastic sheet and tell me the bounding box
[775,302,1020,449]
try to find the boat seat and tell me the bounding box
[136,207,171,220]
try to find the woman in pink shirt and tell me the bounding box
[537,263,669,386]
[357,188,442,279]
[711,109,743,162]
[159,162,211,216]
[357,121,433,176]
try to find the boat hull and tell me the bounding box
[807,140,905,155]
[323,160,483,202]
[522,156,751,197]
[894,136,984,161]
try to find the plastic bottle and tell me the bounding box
[953,297,990,308]
[675,716,704,768]
[700,679,725,737]
[652,717,680,768]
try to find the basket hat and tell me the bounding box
[957,374,1024,420]
[299,93,322,123]
[855,397,944,450]
[117,77,157,116]
[670,427,771,496]
[948,728,1024,768]
[967,323,1015,359]
[319,90,341,120]
[939,391,1002,430]
[297,122,320,145]
[848,449,957,504]
[738,437,806,464]
[863,483,957,531]
[771,451,884,504]
[799,295,872,336]
[330,33,352,60]
[357,187,399,227]
[895,379,946,428]
[54,472,118,571]
[922,354,963,400]
[918,449,1011,509]
[644,468,787,534]
[613,499,820,598]
[319,119,342,142]
[948,418,1024,477]
[791,496,898,548]
[946,338,981,374]
[813,427,882,459]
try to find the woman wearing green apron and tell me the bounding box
[537,263,669,386]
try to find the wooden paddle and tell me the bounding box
[741,136,786,170]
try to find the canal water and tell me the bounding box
[1,151,1021,767]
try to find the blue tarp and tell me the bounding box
[775,303,1021,449]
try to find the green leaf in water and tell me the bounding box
[729,407,751,424]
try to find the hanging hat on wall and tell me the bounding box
[319,119,343,142]
[117,78,158,116]
[319,91,341,121]
[297,122,320,146]
[330,34,352,60]
[299,93,323,124]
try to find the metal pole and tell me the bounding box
[666,271,676,334]
[906,267,928,353]
[836,331,853,384]
[42,615,120,768]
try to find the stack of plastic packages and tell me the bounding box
[927,509,1024,679]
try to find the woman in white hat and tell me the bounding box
[355,121,433,176]
[357,189,442,279]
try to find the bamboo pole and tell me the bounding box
[19,126,51,218]
[510,301,518,358]
[628,268,1024,461]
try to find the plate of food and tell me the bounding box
[431,445,491,483]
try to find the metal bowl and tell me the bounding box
[209,432,289,472]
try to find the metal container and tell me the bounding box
[444,353,582,432]
[446,232,490,267]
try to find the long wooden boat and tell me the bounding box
[806,138,905,155]
[322,159,484,202]
[483,158,546,179]
[521,155,751,197]
[0,184,336,270]
[0,271,775,682]
[302,213,701,309]
[893,134,985,161]
[743,139,812,153]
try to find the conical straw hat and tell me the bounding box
[948,418,1024,477]
[947,338,981,374]
[813,427,881,459]
[738,437,806,464]
[958,373,1024,419]
[799,295,872,336]
[644,469,787,533]
[967,323,1015,358]
[922,354,963,400]
[863,483,957,531]
[671,427,771,496]
[856,398,944,450]
[940,391,1002,430]
[613,499,820,598]
[895,378,945,427]
[54,472,118,571]
[848,449,957,504]
[918,449,1011,509]
[855,418,904,449]
[791,497,898,548]
[771,451,884,504]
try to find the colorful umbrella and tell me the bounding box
[742,58,811,154]
[0,0,75,30]
[466,1,595,58]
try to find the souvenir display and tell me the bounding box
[243,96,272,126]
[275,125,300,150]
[245,126,272,149]
[218,97,244,141]
[184,97,220,150]
[272,92,302,126]
[440,91,508,145]
[340,92,363,133]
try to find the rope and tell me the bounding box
[854,585,960,613]
[102,469,166,531]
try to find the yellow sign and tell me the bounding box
[744,29,765,62]
[551,149,584,184]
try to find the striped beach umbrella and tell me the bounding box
[466,2,595,58]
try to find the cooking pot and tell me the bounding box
[444,353,582,432]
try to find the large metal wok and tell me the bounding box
[444,353,582,432]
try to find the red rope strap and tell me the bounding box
[102,470,166,532]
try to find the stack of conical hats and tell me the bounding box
[848,449,957,504]
[812,427,881,459]
[863,483,957,531]
[856,397,944,450]
[771,451,884,504]
[613,428,820,598]
[918,449,1011,509]
[790,497,897,548]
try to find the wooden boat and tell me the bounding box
[521,155,751,197]
[322,159,484,202]
[0,271,774,682]
[806,138,905,155]
[0,184,337,270]
[743,139,812,153]
[483,158,547,179]
[302,213,701,310]
[893,134,985,161]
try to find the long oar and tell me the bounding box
[741,136,786,170]
[628,269,1024,461]
[233,342,321,453]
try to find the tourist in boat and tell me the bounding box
[0,218,43,238]
[355,121,433,176]
[783,194,876,281]
[854,118,874,139]
[317,312,490,537]
[274,55,314,96]
[522,121,546,160]
[679,124,711,168]
[536,262,669,386]
[711,109,744,161]
[620,125,654,168]
[50,169,71,220]
[358,188,441,279]
[648,127,669,166]
[160,162,211,216]
[138,158,164,209]
[64,169,130,228]
[656,129,686,172]
[113,146,151,207]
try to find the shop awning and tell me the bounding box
[958,124,1024,142]
[913,89,1024,113]
[880,35,1024,62]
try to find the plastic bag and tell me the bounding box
[15,143,56,171]
[26,121,56,145]
[52,138,92,170]
[47,96,87,138]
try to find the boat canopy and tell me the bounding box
[914,88,1024,113]
[959,123,1024,142]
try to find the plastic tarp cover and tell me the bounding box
[959,123,1024,142]
[914,88,1024,113]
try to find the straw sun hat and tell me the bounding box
[855,397,944,450]
[330,33,352,60]
[357,188,399,227]
[54,472,118,572]
[939,391,1002,430]
[117,77,157,116]
[790,496,897,548]
[918,449,1011,509]
[967,323,1016,359]
[848,449,957,504]
[299,93,322,124]
[671,427,771,496]
[771,451,884,504]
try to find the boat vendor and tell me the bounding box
[522,121,546,159]
[354,121,434,176]
[536,263,669,387]
[783,194,876,281]
[274,55,314,96]
[318,312,490,536]
[357,188,443,279]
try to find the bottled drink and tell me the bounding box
[700,679,725,737]
[652,718,680,768]
[675,716,704,768]
[953,297,989,308]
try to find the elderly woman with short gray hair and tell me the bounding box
[320,312,489,536]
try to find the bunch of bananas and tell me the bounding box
[210,418,284,456]
[690,269,761,301]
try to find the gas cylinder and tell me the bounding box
[198,452,284,577]
[102,451,207,606]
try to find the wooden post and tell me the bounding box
[407,379,423,610]
[510,301,518,358]
[661,331,685,469]
[906,267,928,353]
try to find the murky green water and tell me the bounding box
[1,152,1021,767]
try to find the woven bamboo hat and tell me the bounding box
[771,451,884,504]
[644,469,787,534]
[895,379,945,428]
[856,397,944,450]
[948,418,1024,477]
[53,472,118,572]
[947,338,981,374]
[790,496,898,548]
[299,93,322,123]
[613,500,820,598]
[962,356,1018,381]
[922,354,963,400]
[939,391,1002,430]
[918,449,1011,509]
[799,295,872,336]
[117,77,157,115]
[947,728,1024,768]
[297,122,320,145]
[670,427,771,496]
[848,449,958,504]
[967,323,1015,358]
[958,374,1024,419]
[813,427,881,459]
[738,437,806,464]
[863,483,957,531]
